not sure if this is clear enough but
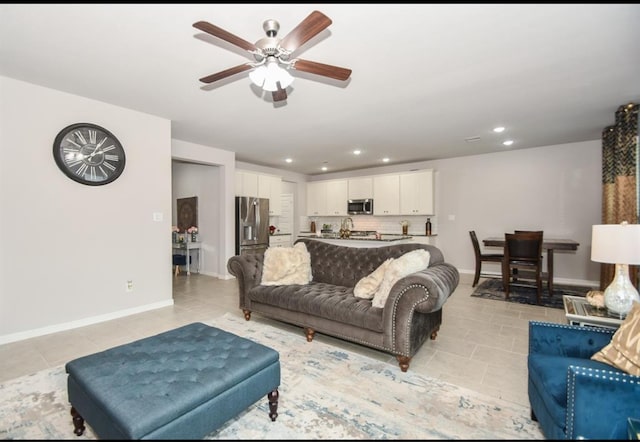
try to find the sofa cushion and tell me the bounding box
[261,242,312,286]
[371,249,430,308]
[248,282,384,332]
[354,258,394,300]
[296,238,445,288]
[591,301,640,376]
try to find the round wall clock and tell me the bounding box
[53,123,126,186]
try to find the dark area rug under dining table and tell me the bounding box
[470,278,596,309]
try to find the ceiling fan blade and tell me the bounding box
[199,63,253,84]
[272,83,288,102]
[279,10,332,52]
[292,59,352,81]
[193,21,258,52]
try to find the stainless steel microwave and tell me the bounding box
[347,199,373,215]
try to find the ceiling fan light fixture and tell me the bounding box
[250,58,294,92]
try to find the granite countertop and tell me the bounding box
[270,232,292,236]
[297,233,412,242]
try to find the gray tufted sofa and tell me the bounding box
[227,238,459,372]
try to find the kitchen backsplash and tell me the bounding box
[300,215,437,236]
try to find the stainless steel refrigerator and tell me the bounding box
[235,196,270,255]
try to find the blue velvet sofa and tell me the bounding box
[528,321,640,439]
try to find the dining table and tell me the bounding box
[482,236,580,295]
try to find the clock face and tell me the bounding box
[53,123,126,185]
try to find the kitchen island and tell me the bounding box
[296,232,414,248]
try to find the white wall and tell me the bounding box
[171,139,235,279]
[0,76,173,343]
[171,162,221,276]
[310,140,602,285]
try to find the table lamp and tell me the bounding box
[591,221,640,318]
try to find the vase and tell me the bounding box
[402,225,408,236]
[191,233,198,242]
[172,232,177,243]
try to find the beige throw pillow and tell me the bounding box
[591,301,640,376]
[261,242,312,286]
[354,258,394,299]
[371,249,431,308]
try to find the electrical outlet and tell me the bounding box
[126,280,134,292]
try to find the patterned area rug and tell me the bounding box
[471,278,594,309]
[0,313,543,439]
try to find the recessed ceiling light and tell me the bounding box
[321,166,328,171]
[503,140,514,146]
[285,158,292,163]
[382,157,390,163]
[353,149,361,155]
[493,126,505,133]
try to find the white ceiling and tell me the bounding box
[2,4,639,175]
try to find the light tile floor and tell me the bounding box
[0,273,566,409]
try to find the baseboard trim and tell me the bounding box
[0,299,174,346]
[459,269,598,289]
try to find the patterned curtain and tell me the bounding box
[601,103,639,289]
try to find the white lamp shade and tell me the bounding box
[249,65,268,88]
[591,223,640,265]
[249,58,294,92]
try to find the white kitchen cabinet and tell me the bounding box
[348,177,373,200]
[306,181,327,216]
[306,179,347,216]
[399,169,434,215]
[373,174,400,215]
[325,179,348,216]
[258,174,282,216]
[235,170,258,197]
[235,170,282,215]
[269,234,292,248]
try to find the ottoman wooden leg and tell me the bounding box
[71,406,85,436]
[268,389,279,422]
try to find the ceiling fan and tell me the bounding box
[193,10,352,102]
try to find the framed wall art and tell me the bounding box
[177,196,198,233]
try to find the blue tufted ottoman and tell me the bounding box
[65,322,280,439]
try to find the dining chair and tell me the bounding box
[503,231,544,304]
[513,230,550,291]
[469,230,504,287]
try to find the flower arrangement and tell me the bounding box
[171,226,180,233]
[269,225,277,235]
[186,226,198,242]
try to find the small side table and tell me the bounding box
[563,295,623,329]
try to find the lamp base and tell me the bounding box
[604,263,640,319]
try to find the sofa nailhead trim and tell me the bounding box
[391,283,430,356]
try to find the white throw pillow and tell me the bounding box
[261,242,312,285]
[371,249,431,308]
[354,258,394,299]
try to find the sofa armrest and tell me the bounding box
[384,263,460,314]
[567,365,640,439]
[227,253,265,309]
[381,262,459,355]
[528,321,615,359]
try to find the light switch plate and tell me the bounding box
[153,212,163,222]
